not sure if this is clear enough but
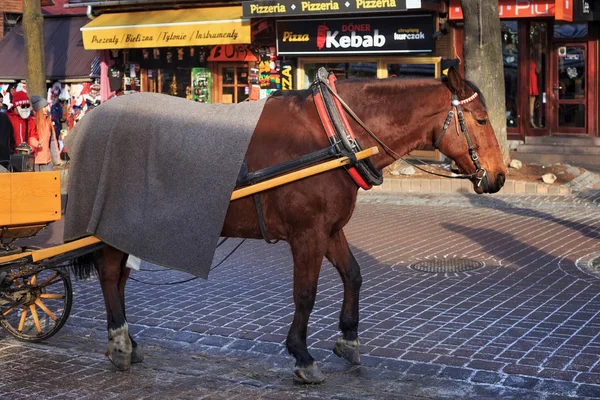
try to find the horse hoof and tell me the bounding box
[333,337,360,365]
[106,348,131,371]
[294,362,325,384]
[131,345,144,364]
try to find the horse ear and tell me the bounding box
[445,67,466,96]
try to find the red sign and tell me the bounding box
[449,0,569,20]
[208,45,258,62]
[555,0,573,21]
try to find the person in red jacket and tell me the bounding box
[6,91,40,154]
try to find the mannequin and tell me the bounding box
[529,50,541,128]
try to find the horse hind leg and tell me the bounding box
[94,245,132,370]
[287,231,329,384]
[326,229,361,365]
[117,255,143,364]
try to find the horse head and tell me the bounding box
[437,68,507,194]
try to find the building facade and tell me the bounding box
[450,0,599,141]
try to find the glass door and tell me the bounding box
[218,63,249,104]
[552,44,587,133]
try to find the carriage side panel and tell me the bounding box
[0,171,61,226]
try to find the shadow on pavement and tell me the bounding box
[465,194,600,240]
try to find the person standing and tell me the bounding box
[6,91,39,153]
[50,98,63,141]
[31,95,60,172]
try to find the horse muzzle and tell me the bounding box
[474,170,505,194]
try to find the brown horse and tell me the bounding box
[79,68,506,383]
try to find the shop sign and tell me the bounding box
[449,0,569,20]
[276,15,433,55]
[208,45,258,61]
[242,0,421,18]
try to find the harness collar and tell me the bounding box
[311,68,382,190]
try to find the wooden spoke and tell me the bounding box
[3,305,17,316]
[39,293,64,299]
[18,307,28,331]
[29,305,42,333]
[34,299,57,321]
[40,273,58,288]
[30,274,37,286]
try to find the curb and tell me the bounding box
[366,178,572,195]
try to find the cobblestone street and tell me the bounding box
[1,190,600,399]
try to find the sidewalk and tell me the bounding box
[368,168,600,195]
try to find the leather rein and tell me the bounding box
[320,81,488,188]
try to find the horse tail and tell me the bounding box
[67,252,97,280]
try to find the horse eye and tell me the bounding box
[476,118,487,125]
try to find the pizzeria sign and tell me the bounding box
[276,15,434,55]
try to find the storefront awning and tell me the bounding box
[0,16,100,81]
[449,0,573,22]
[81,7,251,50]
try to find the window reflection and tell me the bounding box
[303,62,377,87]
[502,21,518,128]
[554,23,588,39]
[558,46,585,100]
[387,64,435,78]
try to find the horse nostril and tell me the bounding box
[497,173,506,188]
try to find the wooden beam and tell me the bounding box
[231,147,379,201]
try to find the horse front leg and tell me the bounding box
[325,229,362,365]
[287,231,329,384]
[94,245,132,370]
[117,255,143,364]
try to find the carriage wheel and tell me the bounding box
[0,264,73,342]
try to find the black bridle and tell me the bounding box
[322,83,488,188]
[433,93,487,187]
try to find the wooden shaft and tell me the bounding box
[230,147,379,201]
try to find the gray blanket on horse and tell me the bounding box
[64,93,267,279]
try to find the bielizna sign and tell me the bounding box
[276,15,433,55]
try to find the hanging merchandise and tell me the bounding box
[153,49,161,60]
[170,75,178,96]
[191,67,212,103]
[59,84,70,101]
[109,66,123,92]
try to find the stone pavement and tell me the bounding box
[1,190,600,399]
[374,169,600,195]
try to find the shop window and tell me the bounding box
[160,68,192,98]
[529,22,548,129]
[387,64,435,78]
[554,24,588,39]
[502,21,518,128]
[219,64,249,103]
[303,62,377,88]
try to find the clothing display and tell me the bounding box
[529,58,539,96]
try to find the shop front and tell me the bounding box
[450,0,599,140]
[80,6,253,104]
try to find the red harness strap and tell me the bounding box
[312,80,372,190]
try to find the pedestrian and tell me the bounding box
[0,109,15,171]
[50,98,63,141]
[6,91,40,155]
[31,95,60,172]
